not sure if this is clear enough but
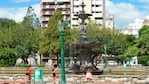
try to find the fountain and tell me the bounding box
[69,1,103,74]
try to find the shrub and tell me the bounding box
[16,64,28,67]
[138,56,149,66]
[37,64,45,67]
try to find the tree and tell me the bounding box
[124,45,139,57]
[10,6,40,63]
[0,48,17,66]
[0,18,16,29]
[86,21,136,56]
[22,6,40,28]
[136,26,149,55]
[17,6,40,59]
[107,34,136,56]
[39,10,63,57]
[0,6,40,65]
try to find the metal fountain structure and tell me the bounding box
[69,1,103,74]
[74,1,92,43]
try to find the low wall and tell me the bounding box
[0,74,149,84]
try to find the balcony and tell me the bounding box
[65,5,71,9]
[62,11,70,15]
[43,5,55,10]
[57,0,70,2]
[43,11,53,15]
[57,2,64,5]
[43,2,55,5]
[41,0,55,3]
[42,17,49,21]
[42,24,48,28]
[92,0,102,5]
[43,5,50,9]
[73,1,80,5]
[57,5,64,10]
[95,7,103,13]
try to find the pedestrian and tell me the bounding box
[25,65,32,84]
[85,68,93,81]
[52,64,57,84]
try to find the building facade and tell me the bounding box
[105,14,114,29]
[121,16,149,37]
[71,0,105,28]
[121,19,143,37]
[143,16,149,26]
[40,0,71,28]
[40,0,106,28]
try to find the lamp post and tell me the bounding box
[58,21,66,84]
[104,45,107,68]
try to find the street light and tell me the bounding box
[104,45,107,68]
[58,21,66,84]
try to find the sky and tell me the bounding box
[0,0,148,29]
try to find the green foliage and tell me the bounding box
[108,34,136,56]
[139,26,149,37]
[37,64,45,67]
[22,6,40,28]
[0,48,17,67]
[136,26,149,56]
[0,18,16,29]
[138,56,149,66]
[68,28,79,42]
[0,6,40,66]
[87,20,101,42]
[124,45,139,57]
[39,10,63,56]
[15,45,29,58]
[87,21,135,56]
[16,64,29,67]
[14,6,40,58]
[0,6,148,67]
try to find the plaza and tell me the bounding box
[0,66,149,84]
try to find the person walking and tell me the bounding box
[85,68,93,82]
[25,65,32,84]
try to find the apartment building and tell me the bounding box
[121,16,149,37]
[143,16,149,26]
[121,19,143,37]
[40,0,71,28]
[40,0,105,28]
[105,14,114,29]
[71,0,105,28]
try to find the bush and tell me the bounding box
[16,64,28,67]
[138,56,149,66]
[37,64,45,67]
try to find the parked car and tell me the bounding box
[107,60,118,66]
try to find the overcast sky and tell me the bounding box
[0,0,148,29]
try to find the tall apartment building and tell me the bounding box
[71,0,105,28]
[40,0,105,28]
[40,0,71,28]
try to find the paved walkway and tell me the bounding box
[0,80,124,84]
[94,82,123,84]
[0,79,26,84]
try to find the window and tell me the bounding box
[95,17,103,19]
[72,18,78,20]
[96,11,102,13]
